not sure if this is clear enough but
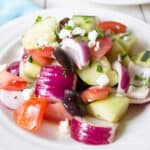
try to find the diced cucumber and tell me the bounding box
[72,15,97,32]
[22,17,58,49]
[133,50,150,67]
[77,57,118,87]
[115,33,136,53]
[107,70,118,87]
[87,94,130,122]
[23,60,41,78]
[108,39,127,62]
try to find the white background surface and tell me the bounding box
[33,0,150,23]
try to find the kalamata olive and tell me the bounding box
[7,61,20,76]
[76,76,90,92]
[62,89,87,116]
[53,48,74,72]
[59,17,70,29]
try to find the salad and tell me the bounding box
[0,15,150,145]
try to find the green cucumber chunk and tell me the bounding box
[115,33,136,53]
[23,60,41,78]
[133,50,150,67]
[72,15,97,32]
[87,94,130,122]
[22,17,58,49]
[77,57,118,87]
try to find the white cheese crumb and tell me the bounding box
[94,41,101,51]
[37,39,49,47]
[72,27,86,36]
[0,64,8,72]
[59,119,70,135]
[22,88,33,101]
[88,30,98,48]
[58,29,72,39]
[88,40,96,48]
[96,74,109,87]
[67,20,74,27]
[123,36,129,41]
[49,42,59,48]
[88,30,98,42]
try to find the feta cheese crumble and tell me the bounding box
[88,30,98,48]
[94,41,101,52]
[96,74,109,87]
[58,29,72,39]
[72,27,86,36]
[23,88,34,101]
[67,20,74,28]
[59,119,70,134]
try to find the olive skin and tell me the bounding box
[53,48,75,72]
[62,89,87,116]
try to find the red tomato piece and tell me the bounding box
[27,47,54,66]
[0,70,27,91]
[80,86,111,104]
[44,102,72,123]
[90,37,113,60]
[14,97,48,131]
[98,21,126,34]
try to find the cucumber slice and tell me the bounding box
[133,51,150,67]
[115,33,136,53]
[22,17,58,49]
[72,15,97,32]
[87,94,130,122]
[23,61,41,78]
[77,57,118,87]
[108,39,127,62]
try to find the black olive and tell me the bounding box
[59,17,70,29]
[76,76,90,92]
[62,89,87,116]
[53,48,74,72]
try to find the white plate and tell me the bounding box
[89,0,150,5]
[0,8,150,150]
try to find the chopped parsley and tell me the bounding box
[97,64,103,73]
[28,56,33,63]
[35,16,42,23]
[64,25,73,30]
[96,28,104,38]
[134,74,150,87]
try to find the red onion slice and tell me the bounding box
[113,61,130,94]
[7,61,20,76]
[61,38,90,69]
[35,65,76,101]
[70,117,118,145]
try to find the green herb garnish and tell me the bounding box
[35,16,42,23]
[97,64,103,73]
[96,27,104,38]
[64,25,73,30]
[28,56,33,63]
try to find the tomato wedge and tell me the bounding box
[14,97,47,131]
[44,102,72,123]
[98,21,126,34]
[80,86,111,104]
[0,70,27,91]
[90,37,113,60]
[27,47,54,66]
